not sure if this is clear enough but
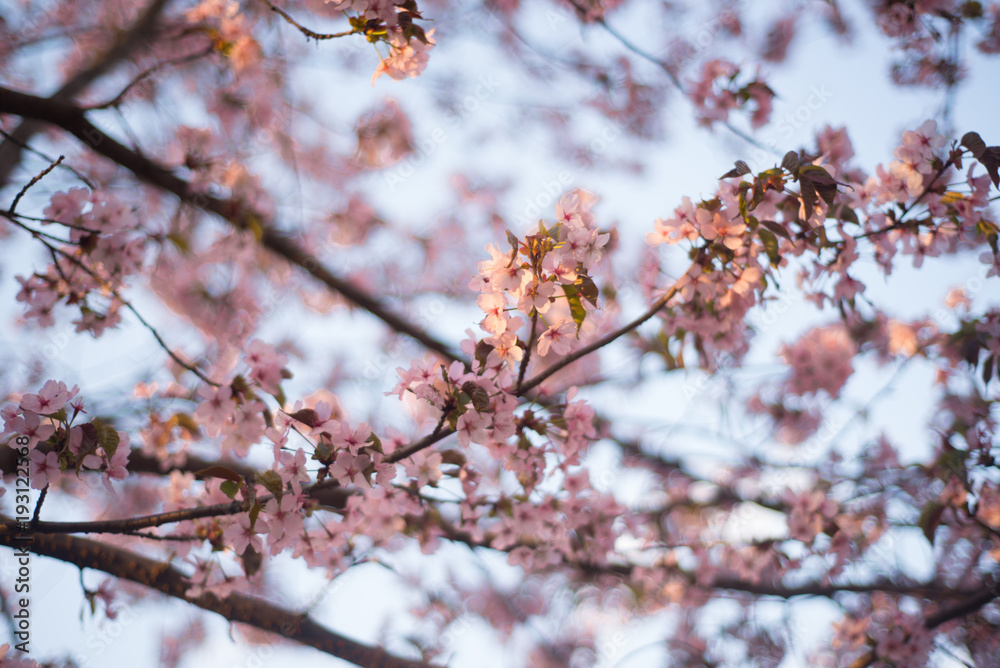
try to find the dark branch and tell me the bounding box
[0,530,433,668]
[0,85,461,364]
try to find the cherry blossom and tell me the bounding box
[1,3,999,667]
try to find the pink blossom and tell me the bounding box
[330,451,371,486]
[245,339,288,395]
[456,410,490,447]
[20,380,79,415]
[486,331,523,368]
[787,489,839,543]
[330,422,372,455]
[264,495,303,555]
[43,188,89,225]
[4,410,55,448]
[372,28,435,85]
[646,197,698,246]
[780,325,856,398]
[28,449,60,489]
[478,292,508,334]
[696,208,746,249]
[554,190,597,229]
[405,450,442,487]
[194,384,236,436]
[537,320,575,357]
[275,447,311,494]
[224,512,269,555]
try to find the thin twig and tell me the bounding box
[518,280,682,395]
[562,0,777,155]
[30,486,48,527]
[261,0,363,41]
[5,219,218,386]
[10,155,63,213]
[0,128,94,188]
[83,46,215,110]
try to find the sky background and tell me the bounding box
[2,0,1000,666]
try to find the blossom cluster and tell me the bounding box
[688,59,775,129]
[1,380,129,491]
[469,189,610,371]
[14,189,145,337]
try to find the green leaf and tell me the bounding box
[758,228,781,267]
[983,354,995,384]
[440,449,467,467]
[474,339,493,369]
[827,203,860,225]
[91,418,120,459]
[799,178,818,217]
[220,480,240,498]
[240,545,262,576]
[366,432,384,454]
[257,470,284,499]
[403,22,431,45]
[231,374,250,398]
[169,412,201,438]
[961,335,981,366]
[562,284,587,333]
[799,164,841,207]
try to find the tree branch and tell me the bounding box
[0,0,172,187]
[925,581,1000,629]
[0,530,433,668]
[518,281,680,394]
[0,85,461,364]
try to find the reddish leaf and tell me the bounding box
[195,465,245,483]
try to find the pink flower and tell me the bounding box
[787,489,839,543]
[456,410,490,447]
[478,292,508,334]
[517,280,556,315]
[330,451,371,486]
[20,380,79,415]
[554,190,597,229]
[43,188,89,225]
[29,449,60,489]
[275,448,310,494]
[194,384,236,435]
[372,28,435,85]
[486,331,523,368]
[697,208,746,249]
[264,495,303,555]
[537,320,575,357]
[780,325,857,398]
[224,512,269,555]
[245,339,288,395]
[4,410,55,448]
[330,422,372,455]
[405,450,442,487]
[646,197,698,246]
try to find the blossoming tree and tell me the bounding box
[1,0,999,666]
